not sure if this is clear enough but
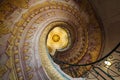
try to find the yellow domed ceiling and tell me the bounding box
[47,26,70,56]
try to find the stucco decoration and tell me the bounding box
[0,0,104,80]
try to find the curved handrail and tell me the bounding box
[51,42,120,67]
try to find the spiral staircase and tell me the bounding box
[0,0,120,80]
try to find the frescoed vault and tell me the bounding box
[0,0,120,80]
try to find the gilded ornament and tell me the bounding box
[0,65,7,77]
[0,23,10,37]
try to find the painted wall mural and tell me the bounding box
[0,0,105,80]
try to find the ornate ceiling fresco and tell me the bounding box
[2,0,119,80]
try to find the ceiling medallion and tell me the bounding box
[47,27,70,56]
